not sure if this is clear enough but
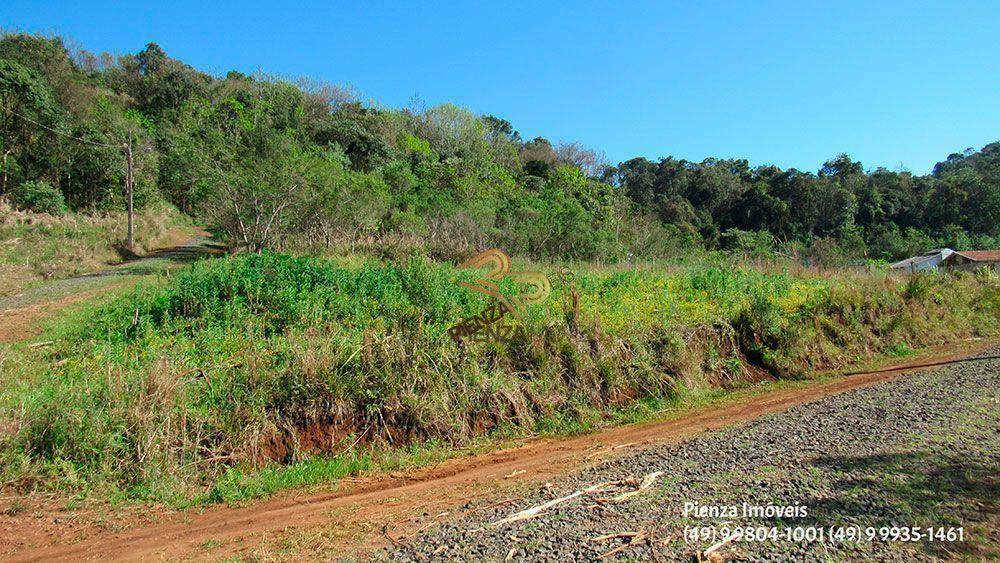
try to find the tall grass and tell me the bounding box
[0,200,192,297]
[1,252,996,504]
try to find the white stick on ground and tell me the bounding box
[702,529,740,557]
[590,531,644,542]
[611,470,664,502]
[488,482,612,527]
[596,530,649,559]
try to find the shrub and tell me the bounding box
[8,179,67,215]
[718,228,776,255]
[386,210,429,237]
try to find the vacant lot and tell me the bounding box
[1,251,996,512]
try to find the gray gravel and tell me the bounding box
[0,236,220,310]
[388,349,1000,562]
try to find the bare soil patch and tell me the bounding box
[0,281,132,344]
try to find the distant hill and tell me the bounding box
[1,32,996,262]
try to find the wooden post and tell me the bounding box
[1,148,10,196]
[123,135,135,252]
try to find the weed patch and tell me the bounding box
[0,254,996,505]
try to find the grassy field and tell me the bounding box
[0,201,193,298]
[0,251,997,507]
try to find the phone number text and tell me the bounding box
[684,525,965,544]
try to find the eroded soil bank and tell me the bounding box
[4,341,995,561]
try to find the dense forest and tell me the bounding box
[1,33,997,263]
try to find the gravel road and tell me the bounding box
[0,236,220,310]
[389,350,1000,561]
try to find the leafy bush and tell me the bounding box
[718,228,776,255]
[3,252,996,504]
[8,179,67,215]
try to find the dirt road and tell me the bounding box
[0,235,222,343]
[7,340,996,561]
[394,347,1000,561]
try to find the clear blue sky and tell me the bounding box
[3,0,998,174]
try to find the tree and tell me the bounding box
[405,103,489,163]
[683,158,746,216]
[0,33,88,115]
[156,99,216,212]
[313,102,395,171]
[202,83,326,252]
[923,173,969,233]
[819,154,864,180]
[105,42,211,117]
[482,115,520,144]
[813,178,858,236]
[555,141,608,177]
[609,157,658,208]
[481,115,520,169]
[727,182,790,232]
[965,174,999,236]
[0,59,59,194]
[520,137,557,177]
[854,178,885,228]
[931,143,1000,237]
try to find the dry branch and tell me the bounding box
[591,529,649,559]
[700,529,740,560]
[488,482,613,527]
[611,470,663,502]
[590,531,644,542]
[583,441,636,461]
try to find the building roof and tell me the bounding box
[890,256,930,269]
[890,248,954,269]
[951,250,1000,262]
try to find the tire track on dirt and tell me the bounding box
[0,236,222,344]
[9,340,996,562]
[393,346,1000,561]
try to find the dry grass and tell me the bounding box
[0,200,192,297]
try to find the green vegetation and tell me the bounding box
[1,253,996,504]
[1,30,998,511]
[0,199,190,296]
[1,32,997,263]
[8,179,66,215]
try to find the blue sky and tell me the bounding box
[3,0,997,174]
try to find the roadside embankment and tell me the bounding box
[0,252,995,509]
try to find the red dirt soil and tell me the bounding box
[0,283,131,343]
[3,339,996,561]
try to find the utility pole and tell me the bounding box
[122,132,135,252]
[1,147,10,196]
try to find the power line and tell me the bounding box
[5,109,141,251]
[7,108,120,149]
